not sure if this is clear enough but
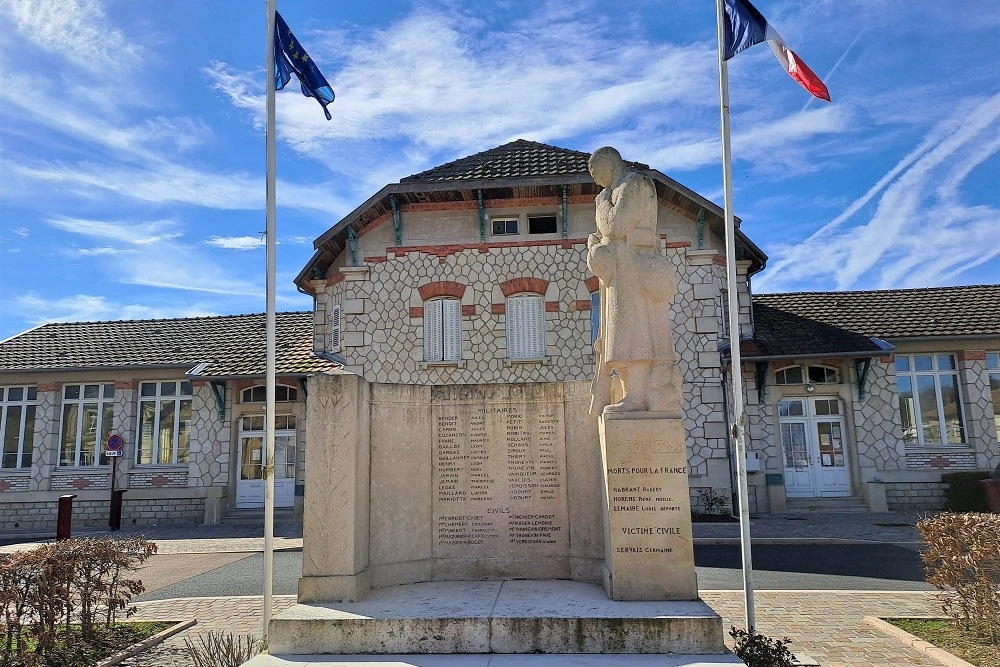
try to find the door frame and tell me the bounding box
[778,396,852,498]
[235,416,297,509]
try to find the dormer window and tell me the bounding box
[775,364,840,385]
[241,384,299,403]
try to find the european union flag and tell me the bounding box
[274,12,335,120]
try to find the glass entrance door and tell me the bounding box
[235,415,297,509]
[779,398,851,498]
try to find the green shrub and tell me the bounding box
[729,627,795,667]
[941,471,991,511]
[918,512,1000,641]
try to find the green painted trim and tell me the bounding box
[347,226,358,266]
[856,358,872,400]
[477,189,486,242]
[755,361,768,404]
[389,194,402,246]
[561,185,568,239]
[696,207,705,250]
[210,382,226,422]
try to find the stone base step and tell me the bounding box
[268,580,725,656]
[243,654,744,666]
[221,508,296,524]
[783,497,869,512]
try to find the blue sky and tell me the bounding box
[0,0,998,342]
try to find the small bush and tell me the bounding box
[0,535,156,666]
[941,471,991,512]
[729,626,795,667]
[918,512,1000,641]
[185,631,261,667]
[698,488,731,516]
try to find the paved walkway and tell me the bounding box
[2,512,937,666]
[123,590,946,667]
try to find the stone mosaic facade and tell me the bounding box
[0,374,307,532]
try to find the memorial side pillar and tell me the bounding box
[599,413,698,600]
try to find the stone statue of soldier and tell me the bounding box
[587,147,681,415]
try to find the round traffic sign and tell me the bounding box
[106,434,124,451]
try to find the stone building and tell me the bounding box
[2,140,999,531]
[0,313,338,531]
[749,287,1000,511]
[291,140,772,516]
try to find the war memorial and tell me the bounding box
[247,149,741,665]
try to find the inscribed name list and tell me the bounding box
[431,385,568,558]
[601,417,697,599]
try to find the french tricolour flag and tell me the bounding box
[723,0,830,101]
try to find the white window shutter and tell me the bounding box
[506,297,521,359]
[330,304,342,352]
[442,299,462,361]
[507,294,544,360]
[424,299,443,362]
[527,295,545,358]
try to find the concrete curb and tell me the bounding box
[96,618,196,667]
[863,616,976,667]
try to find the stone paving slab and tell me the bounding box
[126,589,949,667]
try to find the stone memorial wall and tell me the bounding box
[430,385,569,559]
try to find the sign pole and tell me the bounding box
[715,0,756,631]
[263,0,278,644]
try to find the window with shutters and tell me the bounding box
[329,304,342,353]
[423,298,462,362]
[506,294,545,360]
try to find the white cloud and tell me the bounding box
[15,293,219,325]
[204,235,265,250]
[46,217,182,245]
[43,216,264,297]
[0,0,140,73]
[76,246,122,257]
[757,91,1000,293]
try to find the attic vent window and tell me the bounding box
[528,215,558,234]
[491,218,518,236]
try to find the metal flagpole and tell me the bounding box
[715,0,756,631]
[263,0,277,643]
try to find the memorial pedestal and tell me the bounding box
[599,413,698,601]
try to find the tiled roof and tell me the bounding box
[0,312,341,378]
[737,303,886,360]
[754,285,1000,339]
[400,139,648,183]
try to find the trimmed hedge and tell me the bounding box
[941,471,992,512]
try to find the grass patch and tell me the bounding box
[0,621,172,667]
[888,618,1000,667]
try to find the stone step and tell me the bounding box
[221,508,296,524]
[243,654,744,666]
[268,580,726,656]
[783,497,869,512]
